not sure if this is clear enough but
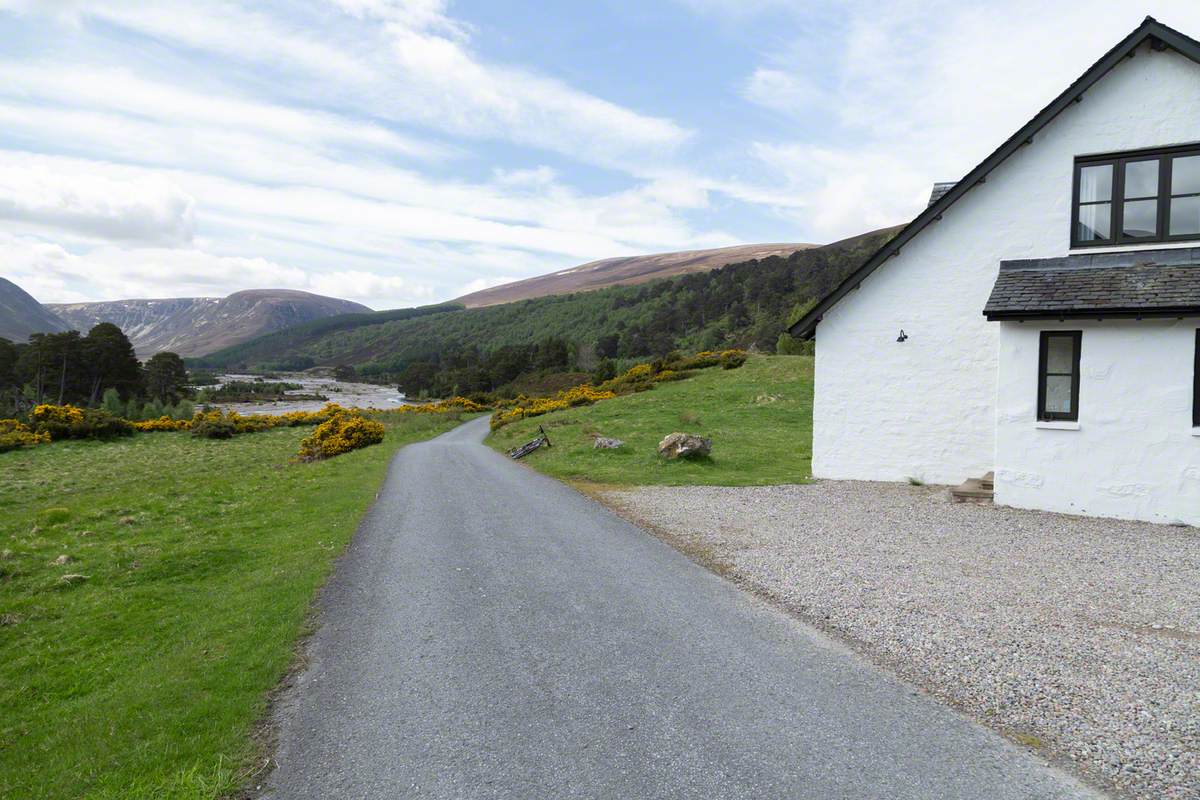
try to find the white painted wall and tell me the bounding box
[995,320,1200,525]
[813,42,1200,512]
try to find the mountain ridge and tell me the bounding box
[455,242,814,308]
[198,227,901,382]
[49,289,371,357]
[0,277,70,342]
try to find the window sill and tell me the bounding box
[1036,421,1080,430]
[1192,428,1200,437]
[1068,241,1197,255]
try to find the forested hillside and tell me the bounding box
[197,226,898,396]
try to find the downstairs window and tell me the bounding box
[1038,331,1082,422]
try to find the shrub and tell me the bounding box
[298,412,385,460]
[172,399,196,420]
[598,362,657,394]
[719,350,748,369]
[133,416,191,432]
[591,359,618,384]
[190,413,237,439]
[0,419,50,452]
[391,396,488,415]
[30,405,134,440]
[100,388,125,417]
[489,385,614,430]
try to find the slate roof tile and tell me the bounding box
[984,248,1200,319]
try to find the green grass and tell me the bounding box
[0,414,467,800]
[487,355,813,486]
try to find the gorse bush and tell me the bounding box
[134,416,192,433]
[190,413,238,440]
[389,396,487,415]
[298,412,386,461]
[489,349,748,430]
[489,385,615,430]
[133,403,357,436]
[720,350,748,369]
[0,419,50,452]
[20,399,485,450]
[29,404,134,441]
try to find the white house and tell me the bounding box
[790,17,1200,527]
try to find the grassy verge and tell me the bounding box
[0,414,468,800]
[486,355,812,486]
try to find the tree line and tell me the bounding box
[0,324,191,416]
[197,227,895,397]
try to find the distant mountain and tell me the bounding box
[199,227,900,380]
[455,243,814,308]
[49,289,371,357]
[0,277,69,342]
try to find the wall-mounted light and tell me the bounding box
[896,329,909,342]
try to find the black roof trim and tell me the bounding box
[789,16,1200,339]
[986,307,1200,321]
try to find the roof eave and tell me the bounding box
[984,306,1200,322]
[789,17,1200,341]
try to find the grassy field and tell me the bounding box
[487,355,813,486]
[0,414,467,800]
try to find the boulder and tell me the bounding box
[657,432,712,459]
[593,436,625,450]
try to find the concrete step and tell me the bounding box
[951,477,994,503]
[980,471,994,491]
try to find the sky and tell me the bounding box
[3,1,1200,309]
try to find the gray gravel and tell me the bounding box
[262,419,1097,799]
[599,481,1200,800]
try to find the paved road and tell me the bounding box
[264,417,1098,799]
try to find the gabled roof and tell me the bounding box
[790,16,1200,339]
[984,248,1200,320]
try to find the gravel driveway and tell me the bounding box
[597,481,1200,800]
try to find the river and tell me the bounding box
[210,373,409,415]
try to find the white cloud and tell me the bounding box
[0,157,195,245]
[0,63,448,162]
[732,0,1200,239]
[0,232,441,308]
[306,270,435,306]
[742,68,820,114]
[750,143,928,238]
[15,0,689,171]
[0,0,719,311]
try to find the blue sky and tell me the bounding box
[3,0,1200,308]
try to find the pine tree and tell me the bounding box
[144,352,189,403]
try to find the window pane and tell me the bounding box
[1170,195,1200,236]
[1044,375,1074,415]
[1122,199,1157,238]
[1045,335,1076,373]
[1079,164,1112,202]
[1124,160,1159,198]
[1077,202,1111,241]
[1172,155,1200,195]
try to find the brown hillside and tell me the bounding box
[456,243,813,308]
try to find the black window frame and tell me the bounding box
[1072,143,1200,248]
[1194,329,1200,428]
[1037,331,1082,422]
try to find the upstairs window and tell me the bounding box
[1038,331,1082,422]
[1073,145,1200,247]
